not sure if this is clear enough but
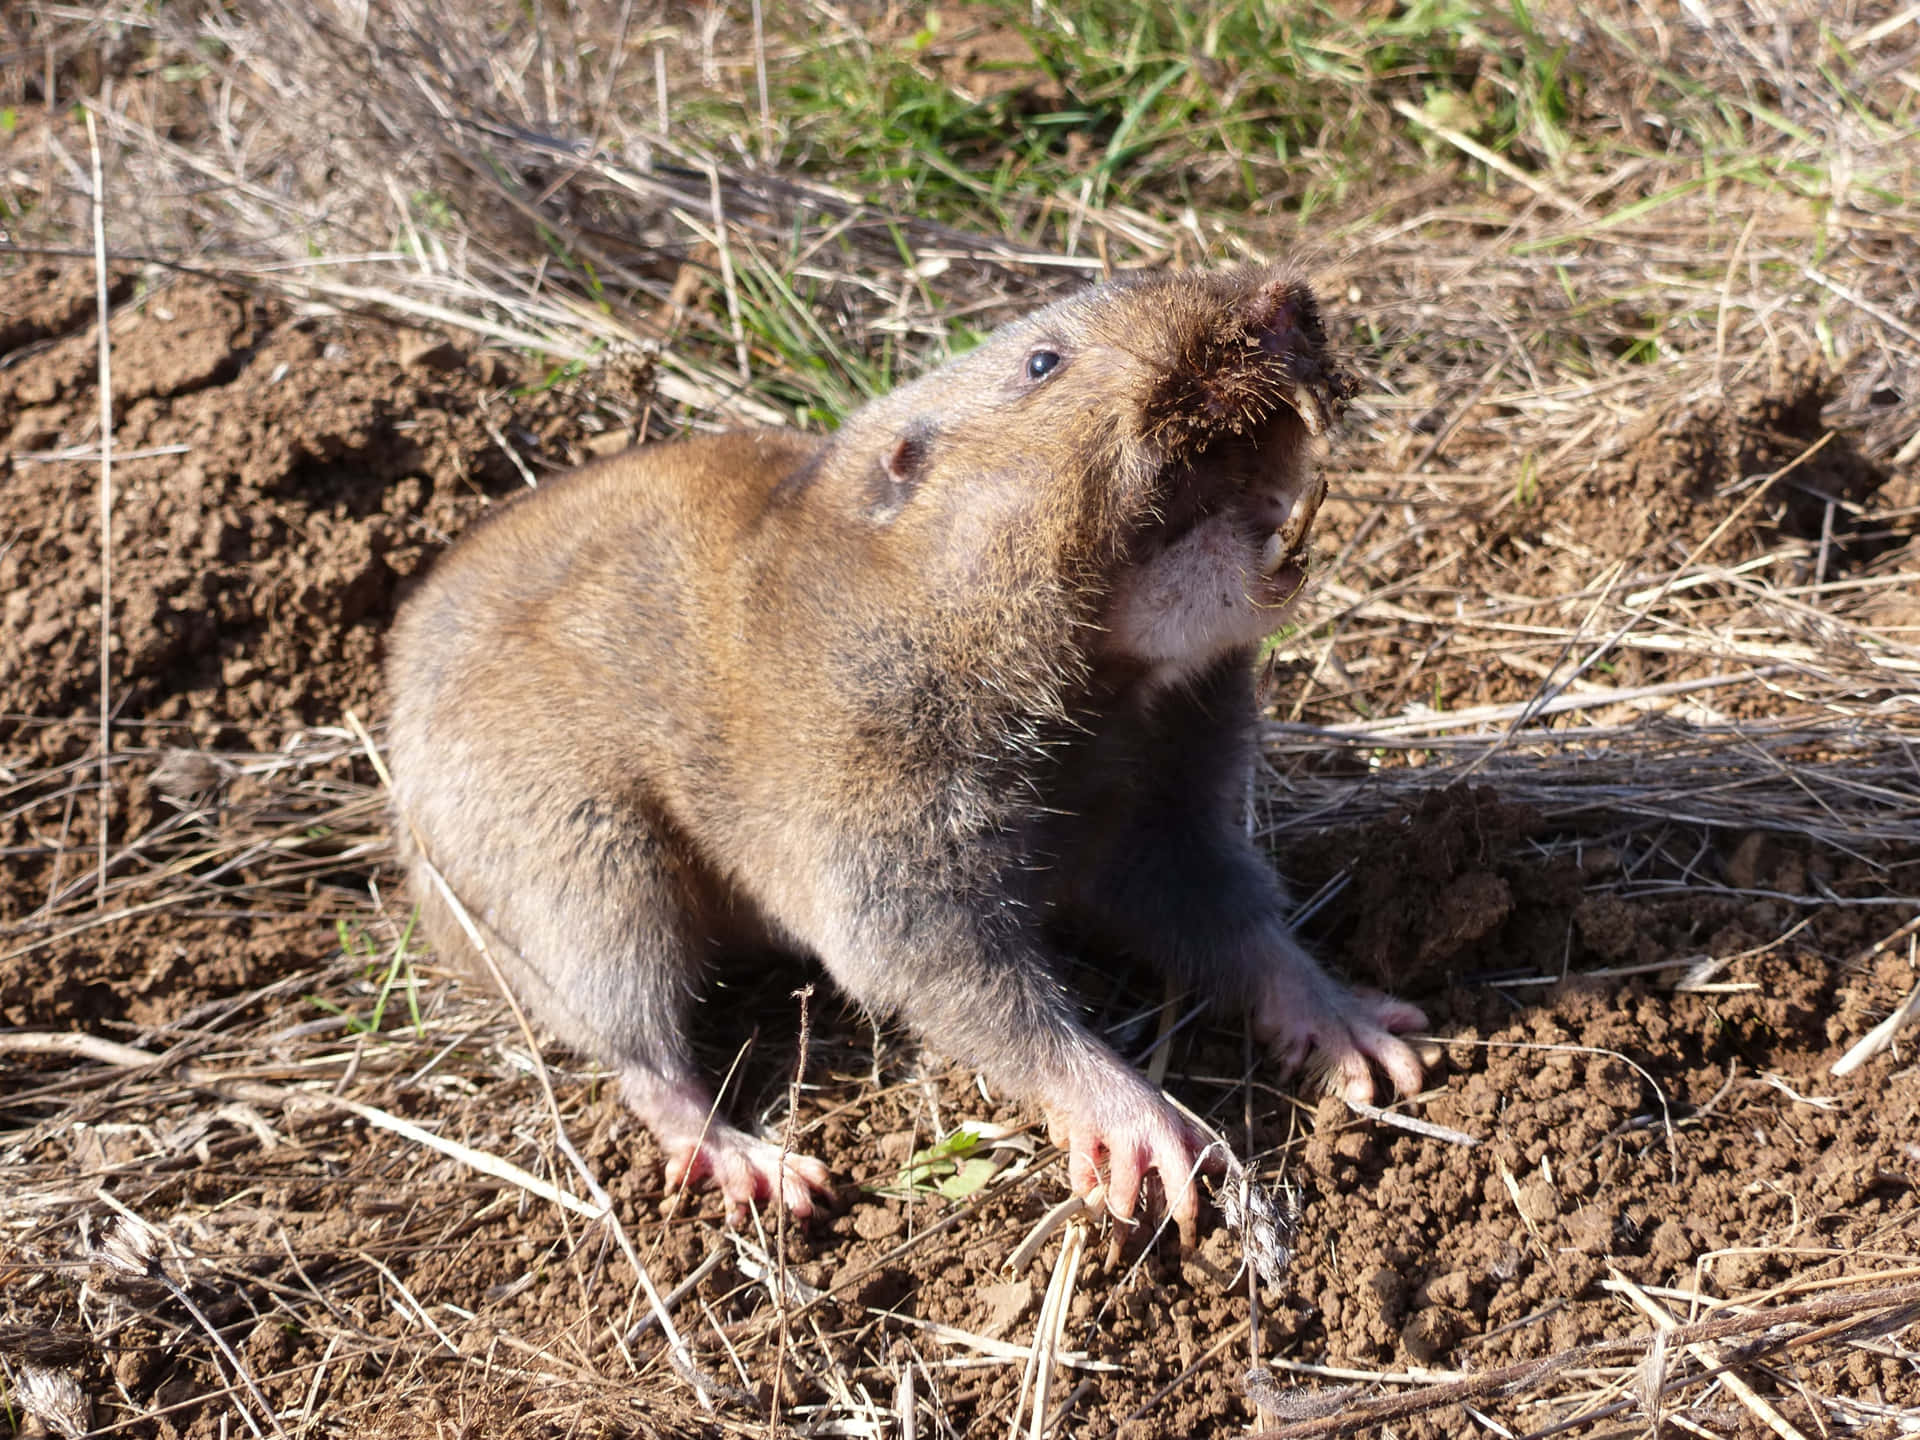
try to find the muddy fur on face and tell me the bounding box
[383,264,1425,1230]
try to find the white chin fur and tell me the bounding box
[1104,512,1306,689]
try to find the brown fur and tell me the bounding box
[384,265,1424,1227]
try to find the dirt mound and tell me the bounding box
[0,273,611,761]
[1282,785,1570,990]
[1571,371,1893,567]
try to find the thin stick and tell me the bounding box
[86,108,114,907]
[1389,99,1585,217]
[1830,976,1920,1077]
[94,1196,288,1440]
[1712,210,1761,391]
[750,0,773,165]
[654,44,669,134]
[1846,911,1920,969]
[769,982,815,1430]
[0,1030,607,1220]
[1009,1220,1085,1440]
[704,166,751,382]
[1243,1021,1272,1430]
[1031,1223,1084,1440]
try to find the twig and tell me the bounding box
[1277,668,1782,739]
[1390,99,1586,217]
[1009,1218,1085,1440]
[0,1029,605,1218]
[1830,976,1920,1077]
[1801,264,1920,346]
[750,0,773,165]
[1846,911,1920,969]
[92,1199,290,1440]
[1342,1099,1479,1147]
[768,981,815,1430]
[703,166,750,382]
[625,1249,728,1343]
[85,107,113,908]
[1005,1194,1097,1275]
[1713,211,1761,392]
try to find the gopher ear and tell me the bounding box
[868,419,934,520]
[886,430,929,489]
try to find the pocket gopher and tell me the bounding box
[384,265,1426,1230]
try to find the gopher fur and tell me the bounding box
[385,266,1424,1226]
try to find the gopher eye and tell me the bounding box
[1025,349,1063,382]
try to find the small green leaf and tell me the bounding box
[935,1156,1000,1199]
[894,1125,1006,1198]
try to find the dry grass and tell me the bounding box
[3,0,1919,1435]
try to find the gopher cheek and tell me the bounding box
[1102,516,1299,686]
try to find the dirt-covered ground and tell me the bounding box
[4,266,1917,1438]
[5,1,1920,1436]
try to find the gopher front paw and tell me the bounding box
[1253,937,1427,1103]
[663,1127,833,1223]
[1045,1079,1223,1245]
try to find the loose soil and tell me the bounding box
[3,276,1916,1438]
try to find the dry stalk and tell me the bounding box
[768,981,815,1430]
[84,106,112,907]
[0,1029,603,1217]
[1008,1219,1086,1440]
[1608,1269,1807,1440]
[1245,1280,1920,1439]
[91,1201,289,1440]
